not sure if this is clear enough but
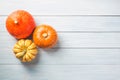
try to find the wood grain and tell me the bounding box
[0,0,120,15]
[0,0,120,80]
[1,49,120,65]
[0,65,120,80]
[1,32,120,48]
[1,16,120,32]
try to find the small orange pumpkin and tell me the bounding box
[33,24,58,48]
[6,10,36,39]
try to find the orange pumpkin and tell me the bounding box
[6,10,36,39]
[33,24,58,48]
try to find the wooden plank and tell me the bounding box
[0,0,120,15]
[0,65,120,80]
[1,32,120,48]
[1,16,120,32]
[1,49,120,65]
[1,0,120,80]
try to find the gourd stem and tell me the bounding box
[42,33,48,38]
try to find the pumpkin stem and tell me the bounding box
[14,20,18,24]
[42,33,48,38]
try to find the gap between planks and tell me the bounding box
[1,15,120,17]
[1,64,120,65]
[2,31,120,33]
[53,47,120,49]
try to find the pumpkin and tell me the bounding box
[13,39,38,62]
[33,24,58,48]
[6,10,36,39]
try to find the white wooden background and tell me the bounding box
[0,0,120,80]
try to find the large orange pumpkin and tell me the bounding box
[33,24,58,48]
[6,10,36,39]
